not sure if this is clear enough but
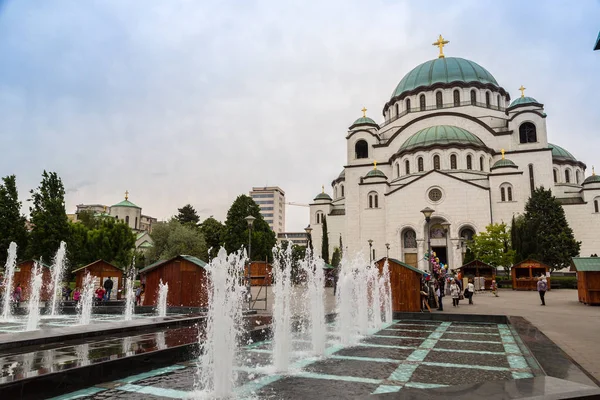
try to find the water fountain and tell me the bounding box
[25,262,44,331]
[157,280,168,317]
[381,259,393,323]
[1,242,18,320]
[123,269,136,321]
[367,262,382,330]
[77,273,95,325]
[196,247,247,397]
[271,243,293,372]
[354,260,370,336]
[301,249,326,356]
[49,241,68,316]
[336,256,357,346]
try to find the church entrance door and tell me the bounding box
[431,246,447,267]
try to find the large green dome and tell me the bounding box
[548,143,576,161]
[391,57,499,99]
[400,125,485,152]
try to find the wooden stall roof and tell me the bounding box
[380,258,425,275]
[16,259,52,269]
[139,255,207,275]
[571,257,600,272]
[457,260,495,270]
[511,258,552,269]
[72,259,123,273]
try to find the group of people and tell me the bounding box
[422,275,502,311]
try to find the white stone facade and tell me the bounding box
[310,57,600,270]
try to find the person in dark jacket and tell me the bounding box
[103,277,114,300]
[537,276,547,306]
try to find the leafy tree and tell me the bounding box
[331,247,341,267]
[462,247,475,264]
[200,216,226,259]
[76,210,100,230]
[513,187,581,271]
[321,215,329,263]
[339,235,343,259]
[468,222,515,273]
[175,204,200,226]
[28,171,71,262]
[223,195,276,262]
[277,241,306,284]
[147,218,208,263]
[0,175,28,264]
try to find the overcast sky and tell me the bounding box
[1,0,599,231]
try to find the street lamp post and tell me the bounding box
[368,239,373,263]
[245,215,256,309]
[385,243,390,259]
[304,225,313,253]
[420,207,437,308]
[441,222,451,270]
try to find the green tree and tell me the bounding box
[200,216,226,259]
[223,195,276,261]
[76,210,100,230]
[331,247,341,267]
[28,171,71,262]
[339,235,343,259]
[175,204,200,226]
[321,215,329,263]
[0,175,28,264]
[514,187,581,271]
[147,218,208,263]
[468,222,515,273]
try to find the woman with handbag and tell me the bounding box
[450,279,460,307]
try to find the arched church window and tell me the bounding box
[135,217,138,229]
[395,104,399,117]
[417,157,424,172]
[497,95,501,109]
[508,186,513,201]
[405,160,410,174]
[403,229,417,248]
[553,169,558,183]
[341,185,344,197]
[419,94,426,111]
[406,98,411,113]
[595,199,599,213]
[433,155,441,170]
[480,156,484,171]
[368,192,379,209]
[460,227,475,242]
[500,187,506,202]
[529,164,535,194]
[485,92,491,108]
[436,92,443,109]
[519,122,537,143]
[126,216,130,225]
[470,90,476,105]
[450,154,457,169]
[316,211,324,224]
[355,140,368,159]
[453,90,460,107]
[565,169,571,183]
[466,155,472,170]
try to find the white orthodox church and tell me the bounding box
[309,37,600,271]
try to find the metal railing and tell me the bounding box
[381,101,506,128]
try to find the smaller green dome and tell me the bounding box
[365,169,387,179]
[491,158,517,169]
[112,199,141,209]
[350,116,378,130]
[583,174,600,184]
[400,125,485,152]
[509,96,539,108]
[314,192,332,201]
[548,143,576,161]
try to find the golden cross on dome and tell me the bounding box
[501,149,505,159]
[361,107,367,118]
[519,85,526,98]
[374,160,378,170]
[125,190,129,200]
[432,35,449,58]
[593,166,596,176]
[321,185,324,193]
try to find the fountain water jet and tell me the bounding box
[157,280,168,317]
[49,241,68,316]
[354,258,370,336]
[196,247,247,397]
[123,269,136,321]
[77,273,95,325]
[25,261,44,331]
[272,242,293,372]
[336,255,357,345]
[381,259,393,323]
[301,249,326,356]
[1,242,18,320]
[368,263,382,330]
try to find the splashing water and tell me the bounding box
[336,255,358,345]
[123,270,136,321]
[196,247,247,397]
[381,259,393,323]
[354,258,370,336]
[77,273,95,325]
[1,242,18,320]
[301,248,327,356]
[49,241,68,316]
[26,262,44,331]
[368,263,382,330]
[271,242,293,372]
[157,280,168,317]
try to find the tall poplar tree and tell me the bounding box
[321,215,329,263]
[0,175,28,263]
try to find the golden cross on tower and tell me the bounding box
[519,85,526,98]
[361,107,367,118]
[593,166,596,176]
[501,149,505,160]
[432,34,449,58]
[322,185,325,193]
[374,160,377,170]
[125,190,129,200]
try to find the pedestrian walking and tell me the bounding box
[103,277,114,300]
[467,279,475,305]
[491,280,499,297]
[435,280,443,311]
[450,279,460,307]
[73,288,81,303]
[13,283,22,308]
[537,276,547,306]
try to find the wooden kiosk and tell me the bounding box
[511,259,551,291]
[571,257,600,305]
[139,255,208,307]
[13,260,52,301]
[244,261,272,286]
[376,257,424,312]
[73,260,124,299]
[457,260,496,290]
